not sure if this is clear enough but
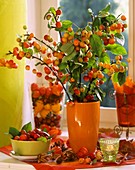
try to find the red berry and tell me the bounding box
[44,34,49,41]
[39,86,46,95]
[52,146,62,155]
[25,65,30,70]
[36,72,42,77]
[32,90,40,98]
[83,56,89,62]
[44,66,51,74]
[29,130,36,138]
[33,133,40,140]
[21,129,27,134]
[56,9,62,15]
[19,134,28,141]
[31,83,39,91]
[88,152,96,160]
[74,88,80,96]
[77,147,89,158]
[56,21,62,28]
[23,41,30,48]
[14,136,20,140]
[83,75,89,82]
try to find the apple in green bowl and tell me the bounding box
[9,122,52,156]
[10,138,51,156]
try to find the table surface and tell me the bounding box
[1,130,135,170]
[0,152,35,170]
[1,152,135,170]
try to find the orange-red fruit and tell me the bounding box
[44,66,51,74]
[56,21,62,28]
[23,42,30,48]
[52,146,62,155]
[32,90,40,98]
[31,83,39,91]
[121,15,126,21]
[36,72,42,77]
[32,68,37,74]
[25,65,30,70]
[13,47,19,56]
[56,9,62,15]
[109,38,115,44]
[85,157,92,164]
[83,75,89,82]
[77,147,89,158]
[44,34,49,41]
[19,134,28,141]
[39,86,46,95]
[74,88,80,96]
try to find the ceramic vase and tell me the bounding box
[66,101,100,153]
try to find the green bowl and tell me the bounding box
[11,139,51,156]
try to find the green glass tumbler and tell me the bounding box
[99,138,119,162]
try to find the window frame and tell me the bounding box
[27,0,135,129]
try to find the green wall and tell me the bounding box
[0,0,26,147]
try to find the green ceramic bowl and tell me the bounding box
[11,139,51,156]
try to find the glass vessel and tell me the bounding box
[115,93,135,127]
[99,138,119,162]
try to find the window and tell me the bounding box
[26,0,135,129]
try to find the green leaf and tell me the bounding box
[23,48,33,55]
[21,122,32,132]
[9,127,20,138]
[105,44,127,55]
[100,52,110,64]
[112,72,118,82]
[59,62,68,70]
[92,17,101,29]
[98,3,111,17]
[118,72,126,85]
[62,50,77,62]
[90,34,103,57]
[62,20,72,28]
[60,42,74,54]
[115,33,125,46]
[37,136,47,143]
[85,25,92,31]
[99,3,111,13]
[106,14,116,23]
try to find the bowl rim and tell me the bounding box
[10,138,51,143]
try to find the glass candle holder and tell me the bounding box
[99,138,119,162]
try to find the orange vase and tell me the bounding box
[66,101,100,153]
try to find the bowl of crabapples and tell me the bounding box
[9,122,51,156]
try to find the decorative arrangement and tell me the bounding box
[0,2,131,161]
[31,82,63,138]
[8,123,135,166]
[8,122,51,156]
